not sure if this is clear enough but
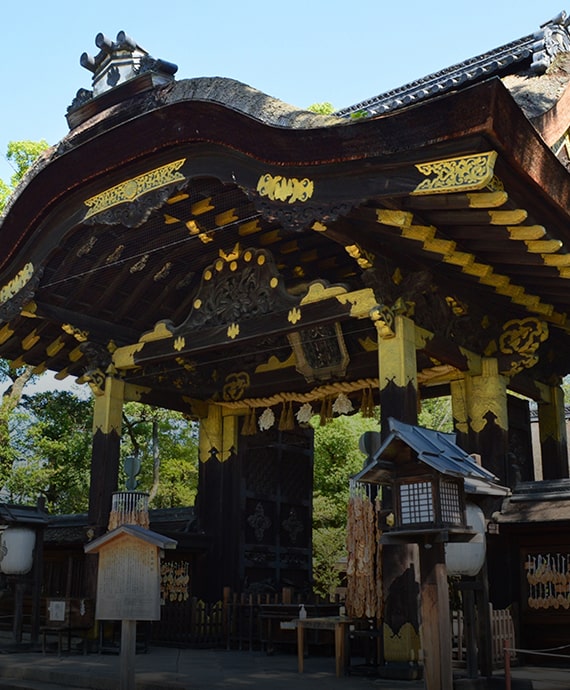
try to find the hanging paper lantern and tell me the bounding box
[0,527,36,575]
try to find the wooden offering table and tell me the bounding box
[296,616,357,677]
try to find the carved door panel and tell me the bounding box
[240,428,313,592]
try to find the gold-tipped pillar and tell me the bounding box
[88,375,125,536]
[452,358,509,484]
[375,311,421,673]
[198,404,238,463]
[195,403,239,601]
[538,383,569,479]
[450,378,469,447]
[376,313,418,436]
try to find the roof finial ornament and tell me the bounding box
[532,11,570,72]
[67,31,178,128]
[78,31,177,97]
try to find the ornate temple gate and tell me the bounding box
[2,25,570,673]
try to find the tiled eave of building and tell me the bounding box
[336,13,570,118]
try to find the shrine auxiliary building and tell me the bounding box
[2,15,570,657]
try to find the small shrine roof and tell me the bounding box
[84,523,177,553]
[354,418,509,496]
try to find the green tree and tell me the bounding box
[311,413,379,597]
[1,139,49,201]
[0,140,50,494]
[120,402,199,508]
[7,390,93,513]
[418,396,453,432]
[0,361,36,488]
[307,102,335,115]
[7,396,199,514]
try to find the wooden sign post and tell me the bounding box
[85,525,176,690]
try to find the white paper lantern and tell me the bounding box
[0,526,36,575]
[445,503,486,577]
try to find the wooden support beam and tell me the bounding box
[419,542,453,690]
[113,287,376,371]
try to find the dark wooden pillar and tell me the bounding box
[538,383,569,479]
[418,542,453,690]
[88,376,124,535]
[378,314,421,672]
[195,404,239,601]
[86,376,124,599]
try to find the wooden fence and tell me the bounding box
[453,604,516,668]
[152,587,339,650]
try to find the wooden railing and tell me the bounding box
[152,587,340,649]
[452,604,516,668]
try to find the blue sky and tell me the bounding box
[1,1,569,183]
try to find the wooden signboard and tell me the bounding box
[96,534,161,621]
[85,524,177,622]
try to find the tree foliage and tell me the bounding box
[0,362,36,489]
[311,413,379,597]
[6,391,93,513]
[4,392,199,514]
[0,140,50,491]
[119,402,199,508]
[307,102,335,115]
[2,140,49,194]
[418,395,453,432]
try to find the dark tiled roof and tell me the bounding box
[44,507,201,546]
[336,12,570,118]
[353,418,510,497]
[497,479,570,523]
[0,503,48,526]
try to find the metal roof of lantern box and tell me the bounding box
[353,418,508,543]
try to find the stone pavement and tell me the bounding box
[0,645,566,689]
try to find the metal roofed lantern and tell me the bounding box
[351,418,510,689]
[352,417,507,544]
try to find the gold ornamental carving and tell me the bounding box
[62,324,89,342]
[498,317,549,376]
[300,282,347,305]
[0,263,34,305]
[370,304,395,339]
[412,151,498,195]
[84,159,186,219]
[227,323,240,340]
[288,307,302,324]
[345,244,374,269]
[222,372,250,401]
[256,174,314,204]
[335,288,378,319]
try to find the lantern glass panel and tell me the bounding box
[440,479,463,525]
[399,481,434,524]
